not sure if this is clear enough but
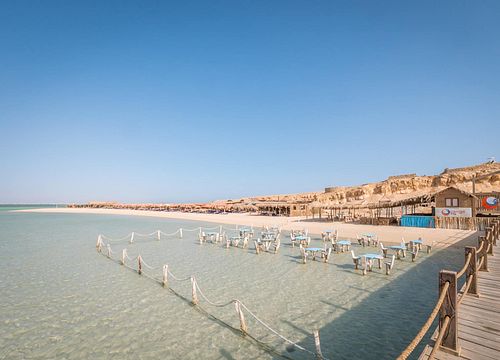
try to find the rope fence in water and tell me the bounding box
[96,223,284,245]
[95,232,325,359]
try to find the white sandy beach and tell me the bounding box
[16,208,477,247]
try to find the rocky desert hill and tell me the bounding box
[231,162,500,207]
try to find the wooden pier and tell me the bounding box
[396,220,500,360]
[419,241,500,360]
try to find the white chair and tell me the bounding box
[380,242,388,257]
[199,232,206,244]
[300,244,308,264]
[322,247,332,263]
[385,255,396,275]
[411,247,419,262]
[356,234,365,247]
[290,233,297,247]
[254,240,263,254]
[351,250,361,270]
[242,236,249,249]
[273,238,281,254]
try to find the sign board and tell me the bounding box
[436,207,472,218]
[481,196,499,211]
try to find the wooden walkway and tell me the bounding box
[419,241,500,360]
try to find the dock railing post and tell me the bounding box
[137,255,142,275]
[494,220,499,245]
[486,227,494,255]
[439,270,459,354]
[478,236,488,272]
[465,247,478,296]
[493,220,499,245]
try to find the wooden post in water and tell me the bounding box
[157,230,161,241]
[313,330,324,360]
[162,265,168,287]
[106,244,111,258]
[137,255,142,275]
[130,232,135,244]
[235,301,247,334]
[121,249,126,265]
[439,270,459,354]
[465,247,478,296]
[191,276,199,305]
[96,235,103,252]
[179,228,183,238]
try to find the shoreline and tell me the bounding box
[14,207,477,246]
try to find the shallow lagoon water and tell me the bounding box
[0,210,473,359]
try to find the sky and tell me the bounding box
[1,0,499,203]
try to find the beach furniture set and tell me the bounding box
[255,231,281,254]
[290,229,311,247]
[356,233,379,247]
[198,231,221,244]
[299,244,333,264]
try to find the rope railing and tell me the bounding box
[97,224,260,245]
[428,316,451,360]
[458,274,474,305]
[96,238,327,359]
[456,252,472,278]
[397,281,450,360]
[398,219,499,359]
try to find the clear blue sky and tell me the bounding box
[1,0,499,203]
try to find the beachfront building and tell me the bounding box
[434,186,476,217]
[255,201,312,217]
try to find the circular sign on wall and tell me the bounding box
[482,196,498,210]
[441,208,451,216]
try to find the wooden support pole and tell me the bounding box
[493,221,498,245]
[313,330,324,360]
[121,249,126,265]
[479,236,488,272]
[191,276,199,305]
[179,228,183,238]
[96,235,103,252]
[130,232,135,244]
[486,228,494,256]
[157,230,161,241]
[106,244,111,258]
[162,265,168,287]
[464,247,478,296]
[137,255,142,275]
[439,270,459,354]
[235,301,247,334]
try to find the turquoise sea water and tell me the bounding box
[0,210,474,359]
[0,204,63,212]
